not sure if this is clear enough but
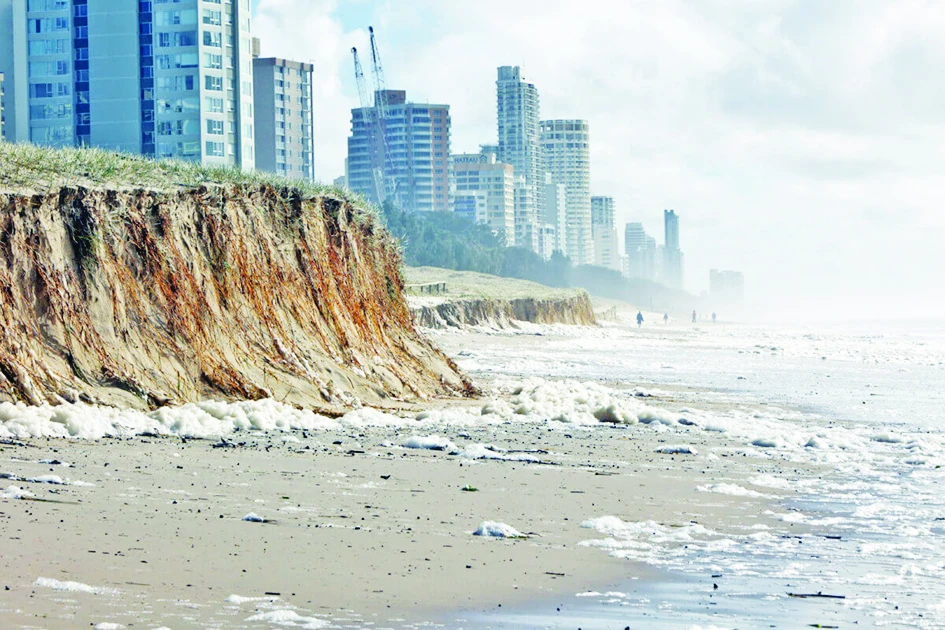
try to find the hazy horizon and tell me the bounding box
[252,0,945,321]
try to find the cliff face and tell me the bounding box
[0,185,472,411]
[412,294,597,330]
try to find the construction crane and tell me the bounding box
[351,47,385,204]
[368,26,400,207]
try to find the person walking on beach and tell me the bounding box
[712,312,717,323]
[692,310,697,323]
[636,311,644,327]
[663,312,669,324]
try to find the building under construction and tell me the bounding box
[346,89,451,212]
[346,29,450,213]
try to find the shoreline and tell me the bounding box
[0,373,797,629]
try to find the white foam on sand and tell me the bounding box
[403,435,458,452]
[473,521,525,538]
[94,623,125,630]
[696,483,768,498]
[1,485,33,499]
[34,577,119,595]
[244,609,328,628]
[242,512,266,523]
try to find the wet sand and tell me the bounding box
[0,395,793,629]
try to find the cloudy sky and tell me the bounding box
[251,0,945,320]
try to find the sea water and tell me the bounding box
[445,318,945,629]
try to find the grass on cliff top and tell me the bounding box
[404,266,585,301]
[0,142,366,205]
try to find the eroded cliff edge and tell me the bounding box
[0,184,473,411]
[404,266,597,330]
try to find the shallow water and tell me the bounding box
[441,318,945,629]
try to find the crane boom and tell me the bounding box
[351,47,384,203]
[351,47,370,109]
[368,26,398,206]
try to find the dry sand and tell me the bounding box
[0,391,800,629]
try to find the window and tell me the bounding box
[29,17,69,33]
[203,31,221,47]
[156,53,198,69]
[202,9,221,25]
[28,0,69,10]
[157,75,196,91]
[204,53,222,69]
[158,30,197,47]
[28,39,67,55]
[28,60,69,77]
[30,102,72,119]
[204,75,222,91]
[205,141,224,157]
[155,9,197,25]
[206,119,223,135]
[29,82,69,98]
[204,97,224,113]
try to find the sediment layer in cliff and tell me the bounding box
[0,147,472,411]
[411,294,596,329]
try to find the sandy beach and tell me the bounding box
[0,375,797,629]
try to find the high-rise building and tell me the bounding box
[664,209,679,250]
[0,71,5,140]
[591,196,620,271]
[513,174,536,250]
[541,119,592,265]
[496,66,541,253]
[710,269,745,304]
[662,209,684,289]
[542,172,567,255]
[624,222,659,281]
[0,0,256,167]
[591,196,614,229]
[347,89,450,213]
[253,55,314,180]
[450,150,514,242]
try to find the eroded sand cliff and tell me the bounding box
[0,181,472,411]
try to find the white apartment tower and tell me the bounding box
[542,172,567,255]
[253,54,314,180]
[591,195,620,271]
[450,149,515,242]
[496,65,541,252]
[541,119,592,265]
[0,0,256,168]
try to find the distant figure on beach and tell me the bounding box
[712,312,717,323]
[692,310,697,323]
[636,311,644,327]
[663,312,669,324]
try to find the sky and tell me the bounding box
[251,0,945,320]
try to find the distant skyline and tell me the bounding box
[251,0,945,319]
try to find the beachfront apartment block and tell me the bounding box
[0,70,5,139]
[541,119,593,265]
[347,89,450,213]
[542,172,567,256]
[252,54,313,180]
[624,221,659,281]
[663,209,684,289]
[710,268,745,304]
[591,195,620,271]
[0,0,256,168]
[497,66,542,253]
[450,147,515,243]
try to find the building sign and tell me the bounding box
[452,154,490,165]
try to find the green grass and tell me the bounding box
[405,266,585,301]
[0,142,367,207]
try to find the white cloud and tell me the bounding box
[253,0,945,318]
